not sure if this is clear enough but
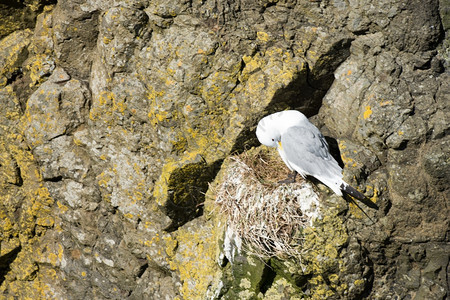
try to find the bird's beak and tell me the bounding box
[277,141,283,150]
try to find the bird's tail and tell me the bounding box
[340,183,366,200]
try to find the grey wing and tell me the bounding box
[281,125,342,178]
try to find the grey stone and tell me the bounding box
[0,0,448,298]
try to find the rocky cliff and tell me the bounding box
[0,0,448,299]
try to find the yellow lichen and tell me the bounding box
[365,185,379,206]
[89,91,117,121]
[354,279,365,286]
[24,54,53,86]
[56,201,68,213]
[124,213,134,219]
[262,277,303,300]
[165,220,222,299]
[363,105,372,119]
[379,100,393,106]
[163,235,178,257]
[0,29,32,87]
[301,211,350,298]
[256,31,270,42]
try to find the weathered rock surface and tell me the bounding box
[0,0,448,299]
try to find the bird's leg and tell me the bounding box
[278,171,297,184]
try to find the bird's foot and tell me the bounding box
[278,171,297,184]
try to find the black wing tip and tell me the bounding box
[342,184,365,200]
[341,184,379,209]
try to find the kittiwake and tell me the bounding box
[256,110,365,200]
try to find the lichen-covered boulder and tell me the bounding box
[0,0,448,298]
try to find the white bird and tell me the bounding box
[256,110,365,200]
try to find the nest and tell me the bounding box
[216,149,321,259]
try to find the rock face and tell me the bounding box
[0,0,448,299]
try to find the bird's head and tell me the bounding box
[256,110,307,148]
[256,115,281,147]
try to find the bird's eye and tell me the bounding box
[271,138,275,141]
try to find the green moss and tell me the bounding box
[219,253,268,300]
